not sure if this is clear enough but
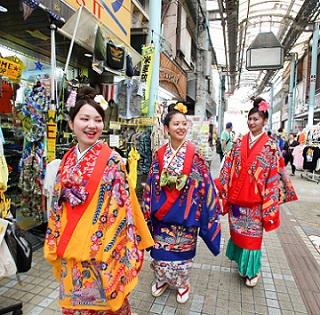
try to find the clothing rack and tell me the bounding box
[300,142,320,184]
[300,170,320,184]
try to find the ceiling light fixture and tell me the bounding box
[84,53,92,58]
[0,5,8,12]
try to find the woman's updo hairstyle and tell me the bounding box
[248,97,269,120]
[68,86,105,122]
[163,103,187,127]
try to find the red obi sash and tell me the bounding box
[154,142,195,220]
[228,133,269,207]
[57,144,112,257]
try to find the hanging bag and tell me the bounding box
[0,218,17,277]
[4,218,33,273]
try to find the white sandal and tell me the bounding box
[246,274,259,287]
[151,281,168,297]
[177,286,190,304]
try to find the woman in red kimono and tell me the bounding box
[214,97,297,287]
[142,103,221,303]
[44,87,153,315]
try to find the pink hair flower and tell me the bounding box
[258,101,269,112]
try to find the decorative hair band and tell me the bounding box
[258,100,269,113]
[94,95,108,110]
[174,102,188,114]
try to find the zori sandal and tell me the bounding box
[177,286,190,304]
[246,274,259,287]
[151,281,168,297]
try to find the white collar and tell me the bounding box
[249,131,264,142]
[76,140,102,162]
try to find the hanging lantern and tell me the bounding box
[246,32,284,70]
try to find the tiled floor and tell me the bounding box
[1,153,319,315]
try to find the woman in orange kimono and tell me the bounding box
[44,87,153,315]
[214,97,298,287]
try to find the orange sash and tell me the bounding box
[57,144,112,257]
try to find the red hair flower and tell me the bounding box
[258,101,269,112]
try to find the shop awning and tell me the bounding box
[57,6,142,67]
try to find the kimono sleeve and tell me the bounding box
[199,172,222,256]
[43,170,62,281]
[141,153,160,235]
[214,146,235,214]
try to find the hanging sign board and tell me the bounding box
[0,58,21,80]
[64,0,131,44]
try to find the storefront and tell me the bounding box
[0,0,148,231]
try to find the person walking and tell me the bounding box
[141,103,221,304]
[44,86,153,315]
[214,97,298,288]
[220,122,233,157]
[283,133,299,176]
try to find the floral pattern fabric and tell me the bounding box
[44,142,153,312]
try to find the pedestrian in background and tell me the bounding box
[220,122,233,157]
[44,86,153,315]
[141,103,221,304]
[283,133,299,176]
[214,97,297,287]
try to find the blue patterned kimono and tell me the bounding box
[141,141,221,262]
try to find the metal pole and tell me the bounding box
[50,23,56,110]
[287,54,296,135]
[148,1,162,117]
[218,72,223,136]
[64,5,83,75]
[308,22,319,127]
[269,84,274,130]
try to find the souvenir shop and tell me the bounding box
[293,124,320,183]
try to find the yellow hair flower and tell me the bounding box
[174,103,188,114]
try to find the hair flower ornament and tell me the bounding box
[94,95,108,110]
[258,100,269,112]
[174,102,188,114]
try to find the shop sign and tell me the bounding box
[0,58,20,80]
[46,110,57,162]
[140,45,155,116]
[160,53,187,100]
[64,0,131,44]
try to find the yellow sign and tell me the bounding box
[0,58,21,80]
[64,0,131,44]
[47,110,57,162]
[140,45,155,116]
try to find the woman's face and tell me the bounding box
[165,113,188,143]
[68,104,104,152]
[247,112,267,136]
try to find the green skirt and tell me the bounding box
[226,238,262,278]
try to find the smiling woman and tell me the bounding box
[44,86,154,315]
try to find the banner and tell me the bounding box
[46,110,57,162]
[0,58,21,81]
[140,45,155,116]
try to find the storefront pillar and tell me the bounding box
[148,0,162,117]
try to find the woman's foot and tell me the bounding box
[151,281,168,297]
[177,286,190,304]
[245,274,259,287]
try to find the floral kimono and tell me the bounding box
[214,133,298,250]
[44,141,153,312]
[142,141,221,261]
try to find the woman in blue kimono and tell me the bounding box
[141,103,221,304]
